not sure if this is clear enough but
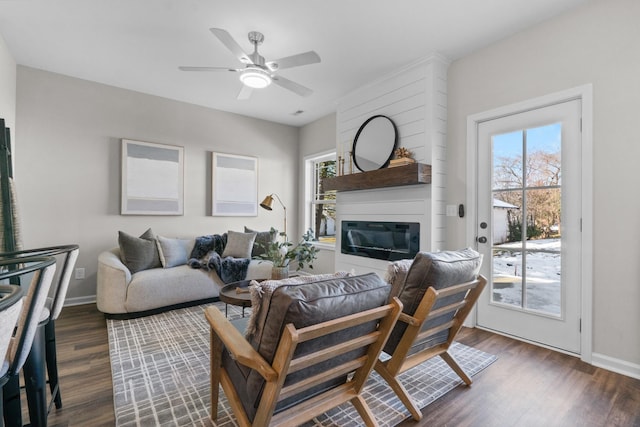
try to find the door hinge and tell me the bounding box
[579,318,582,332]
[580,218,582,232]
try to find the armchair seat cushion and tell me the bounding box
[222,272,391,421]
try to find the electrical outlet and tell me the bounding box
[75,268,85,280]
[446,204,457,217]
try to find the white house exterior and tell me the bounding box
[493,198,519,244]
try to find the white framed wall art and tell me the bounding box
[121,139,184,215]
[211,152,258,216]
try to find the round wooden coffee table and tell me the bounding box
[219,279,253,317]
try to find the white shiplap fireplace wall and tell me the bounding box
[335,54,449,277]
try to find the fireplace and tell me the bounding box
[341,221,420,261]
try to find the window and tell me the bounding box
[305,151,336,246]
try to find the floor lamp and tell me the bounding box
[260,193,287,239]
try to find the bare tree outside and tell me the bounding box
[314,159,336,243]
[494,148,561,241]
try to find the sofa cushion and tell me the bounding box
[123,265,219,312]
[384,248,482,355]
[227,272,391,421]
[244,227,277,258]
[156,236,194,268]
[222,230,257,258]
[118,228,161,273]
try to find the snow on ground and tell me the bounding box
[491,238,561,315]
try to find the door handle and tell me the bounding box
[477,236,487,244]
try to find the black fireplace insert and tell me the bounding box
[341,221,420,261]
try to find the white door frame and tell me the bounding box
[465,85,593,363]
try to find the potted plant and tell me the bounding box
[255,228,319,279]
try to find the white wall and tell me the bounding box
[0,34,16,147]
[15,66,299,303]
[298,113,337,274]
[447,0,640,368]
[335,56,449,277]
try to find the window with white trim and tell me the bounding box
[304,151,336,246]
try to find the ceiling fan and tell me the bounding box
[179,28,321,100]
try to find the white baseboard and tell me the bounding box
[64,295,96,307]
[592,352,640,380]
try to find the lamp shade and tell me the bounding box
[260,195,274,211]
[260,193,286,238]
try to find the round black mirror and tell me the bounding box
[352,115,398,172]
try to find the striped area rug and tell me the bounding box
[107,302,496,427]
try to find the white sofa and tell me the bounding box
[97,248,272,317]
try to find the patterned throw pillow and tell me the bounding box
[221,230,257,259]
[244,226,278,257]
[118,228,161,273]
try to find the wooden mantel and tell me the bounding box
[323,163,431,192]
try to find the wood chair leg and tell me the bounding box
[23,325,47,427]
[374,361,423,421]
[351,394,379,427]
[2,374,22,427]
[45,319,62,410]
[210,329,222,423]
[440,351,472,386]
[220,371,252,427]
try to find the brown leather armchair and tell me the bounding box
[375,249,486,421]
[204,273,403,427]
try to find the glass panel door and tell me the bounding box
[476,99,582,354]
[491,124,562,316]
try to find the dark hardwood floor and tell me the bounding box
[30,304,640,427]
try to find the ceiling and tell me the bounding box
[0,0,589,127]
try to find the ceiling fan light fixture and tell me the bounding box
[239,68,272,89]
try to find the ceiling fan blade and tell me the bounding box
[272,76,313,97]
[178,66,240,72]
[210,28,253,64]
[266,51,320,71]
[237,85,253,100]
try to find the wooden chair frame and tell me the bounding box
[374,275,487,421]
[205,297,403,427]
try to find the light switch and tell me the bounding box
[446,205,457,217]
[75,268,85,280]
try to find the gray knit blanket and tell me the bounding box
[187,234,249,283]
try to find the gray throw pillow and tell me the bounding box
[222,230,257,258]
[118,228,161,273]
[244,226,278,257]
[156,236,194,268]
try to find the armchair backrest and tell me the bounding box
[0,244,79,321]
[239,273,396,422]
[384,248,483,356]
[0,256,56,375]
[43,245,80,320]
[0,284,23,371]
